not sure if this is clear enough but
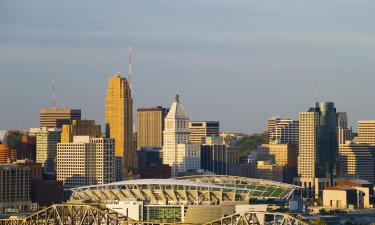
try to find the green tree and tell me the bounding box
[236,131,268,158]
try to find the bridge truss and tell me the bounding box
[0,204,312,225]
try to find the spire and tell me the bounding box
[174,94,180,103]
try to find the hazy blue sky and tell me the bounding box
[1,0,375,133]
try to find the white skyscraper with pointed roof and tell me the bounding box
[162,95,200,176]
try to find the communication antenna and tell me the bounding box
[315,79,318,104]
[51,65,57,109]
[128,42,132,88]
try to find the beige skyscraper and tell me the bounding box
[57,136,115,188]
[358,120,375,145]
[105,74,136,174]
[137,106,168,149]
[297,112,319,179]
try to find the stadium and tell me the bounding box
[69,175,299,223]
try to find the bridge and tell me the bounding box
[0,204,312,225]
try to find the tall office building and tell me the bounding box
[61,120,101,143]
[201,136,227,175]
[358,120,375,145]
[0,165,31,213]
[105,74,137,174]
[162,95,200,177]
[40,108,81,128]
[32,127,61,175]
[296,102,338,197]
[339,142,375,184]
[267,117,299,145]
[337,112,352,145]
[137,106,169,149]
[57,136,115,188]
[189,121,219,144]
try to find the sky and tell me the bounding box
[1,0,375,133]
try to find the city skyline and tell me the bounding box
[2,1,375,133]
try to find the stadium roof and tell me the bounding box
[70,176,298,205]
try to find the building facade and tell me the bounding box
[267,117,299,146]
[33,127,61,175]
[57,136,115,188]
[162,95,200,177]
[201,136,227,175]
[337,112,352,145]
[40,108,81,128]
[295,102,339,198]
[338,142,375,184]
[0,165,31,213]
[358,120,375,145]
[61,120,101,143]
[189,121,219,144]
[137,106,169,149]
[105,74,136,174]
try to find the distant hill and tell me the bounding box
[236,131,268,158]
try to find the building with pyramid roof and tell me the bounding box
[162,95,200,176]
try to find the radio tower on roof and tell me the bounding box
[51,66,57,109]
[128,44,132,88]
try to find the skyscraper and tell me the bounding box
[267,117,299,146]
[162,95,200,177]
[189,121,220,144]
[57,136,115,188]
[32,127,61,175]
[295,102,338,197]
[137,106,169,149]
[40,108,81,128]
[105,74,136,174]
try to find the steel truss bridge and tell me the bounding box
[0,204,312,225]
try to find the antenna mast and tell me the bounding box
[315,79,318,103]
[128,44,132,88]
[51,66,56,109]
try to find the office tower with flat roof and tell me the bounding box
[267,117,299,145]
[0,164,31,213]
[162,95,200,177]
[189,121,219,144]
[105,74,137,174]
[32,127,61,175]
[57,136,115,188]
[339,142,375,184]
[337,112,352,145]
[137,106,169,149]
[201,136,227,175]
[358,120,375,145]
[40,108,81,128]
[61,120,101,143]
